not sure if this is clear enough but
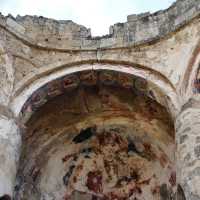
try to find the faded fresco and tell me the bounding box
[15,78,175,200]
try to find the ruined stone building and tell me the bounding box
[1,0,200,199]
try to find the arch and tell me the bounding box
[10,62,179,121]
[181,37,200,100]
[15,72,176,199]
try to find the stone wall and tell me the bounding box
[0,0,200,199]
[0,0,199,108]
[0,0,199,50]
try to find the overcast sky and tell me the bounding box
[0,0,175,36]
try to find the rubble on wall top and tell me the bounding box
[0,0,199,50]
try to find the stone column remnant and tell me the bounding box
[176,99,200,200]
[0,112,21,199]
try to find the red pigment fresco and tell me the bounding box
[169,171,176,187]
[86,171,103,193]
[60,128,176,199]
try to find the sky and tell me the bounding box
[0,0,175,36]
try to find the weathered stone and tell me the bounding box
[176,108,200,200]
[194,145,200,158]
[0,0,200,199]
[180,135,188,144]
[0,114,20,198]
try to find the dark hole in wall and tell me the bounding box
[72,127,94,143]
[0,195,11,200]
[177,185,186,200]
[127,140,139,154]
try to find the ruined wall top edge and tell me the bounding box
[0,0,199,50]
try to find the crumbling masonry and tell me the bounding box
[0,0,200,199]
